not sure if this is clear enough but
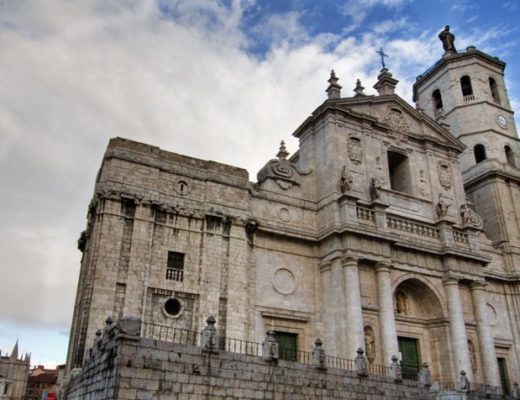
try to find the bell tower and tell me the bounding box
[414,26,520,272]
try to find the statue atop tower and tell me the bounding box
[438,25,456,55]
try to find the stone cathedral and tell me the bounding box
[66,28,520,395]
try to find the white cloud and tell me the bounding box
[341,0,412,27]
[3,0,517,367]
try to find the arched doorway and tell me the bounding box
[393,278,449,381]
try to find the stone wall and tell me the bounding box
[64,330,433,400]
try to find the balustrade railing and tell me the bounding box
[387,215,439,239]
[437,381,501,395]
[453,229,469,244]
[356,206,375,222]
[166,268,184,282]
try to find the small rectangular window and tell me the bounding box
[166,251,184,282]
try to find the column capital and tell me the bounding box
[319,261,332,273]
[442,276,459,286]
[342,256,359,268]
[469,280,487,291]
[375,261,392,273]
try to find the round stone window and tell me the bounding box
[163,298,183,318]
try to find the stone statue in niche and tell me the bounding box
[437,160,452,191]
[395,290,408,315]
[370,178,381,201]
[340,166,353,193]
[418,169,429,197]
[370,157,386,200]
[373,156,386,187]
[436,199,451,218]
[460,202,483,229]
[348,136,363,165]
[364,326,376,364]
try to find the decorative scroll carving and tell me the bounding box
[437,160,452,191]
[256,151,311,191]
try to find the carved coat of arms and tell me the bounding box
[437,160,452,191]
[383,106,409,139]
[348,136,363,165]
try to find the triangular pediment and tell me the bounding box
[334,96,465,152]
[294,95,465,153]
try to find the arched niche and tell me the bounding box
[393,278,444,319]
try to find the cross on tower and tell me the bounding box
[376,47,389,69]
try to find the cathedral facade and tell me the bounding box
[66,29,520,394]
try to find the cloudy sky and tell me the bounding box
[1,0,519,367]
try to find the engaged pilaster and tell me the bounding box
[443,277,473,381]
[470,281,500,387]
[343,257,364,358]
[375,262,399,365]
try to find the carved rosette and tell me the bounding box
[437,160,452,191]
[382,106,409,140]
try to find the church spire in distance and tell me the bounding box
[10,340,19,359]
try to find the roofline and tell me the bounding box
[292,94,465,152]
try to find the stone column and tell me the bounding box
[470,282,500,387]
[375,263,399,366]
[343,257,364,359]
[331,257,347,357]
[319,261,337,356]
[443,277,473,380]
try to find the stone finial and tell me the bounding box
[390,355,402,382]
[355,347,368,377]
[277,140,289,160]
[326,70,342,99]
[373,68,398,96]
[457,370,470,393]
[262,331,279,362]
[418,362,432,387]
[353,79,365,97]
[312,338,327,370]
[201,315,218,353]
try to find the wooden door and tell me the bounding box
[398,337,420,380]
